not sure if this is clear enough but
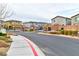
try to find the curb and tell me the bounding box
[24,38,38,56]
[38,32,79,40]
[19,35,45,56]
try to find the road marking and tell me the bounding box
[24,39,38,56]
[19,35,45,56]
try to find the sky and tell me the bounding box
[1,0,79,23]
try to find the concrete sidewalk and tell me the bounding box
[7,35,44,56]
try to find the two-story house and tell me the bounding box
[23,21,47,31]
[70,14,79,31]
[51,16,71,25]
[0,20,4,28]
[71,14,79,25]
[3,20,23,30]
[51,16,71,31]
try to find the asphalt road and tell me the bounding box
[8,31,79,56]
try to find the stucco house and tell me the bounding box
[51,16,71,31]
[51,16,71,25]
[0,20,4,28]
[3,20,23,30]
[71,14,79,25]
[23,21,47,31]
[69,14,79,31]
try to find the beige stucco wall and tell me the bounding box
[64,25,79,31]
[71,15,79,25]
[52,17,67,25]
[3,21,22,29]
[51,24,79,31]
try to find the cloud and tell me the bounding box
[6,0,79,3]
[6,3,79,22]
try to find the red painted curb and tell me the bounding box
[24,38,38,56]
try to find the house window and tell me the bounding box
[75,17,77,22]
[53,20,55,22]
[66,19,71,25]
[77,18,79,23]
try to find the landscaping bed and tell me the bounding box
[47,30,78,36]
[60,30,78,36]
[0,33,12,56]
[48,31,60,34]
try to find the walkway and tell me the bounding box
[7,35,44,56]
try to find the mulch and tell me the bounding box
[0,41,9,48]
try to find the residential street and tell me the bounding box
[8,31,79,56]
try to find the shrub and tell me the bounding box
[29,29,34,31]
[60,30,64,34]
[68,31,73,35]
[64,31,68,35]
[72,31,78,36]
[60,30,78,36]
[0,33,7,36]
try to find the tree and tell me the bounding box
[0,3,13,19]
